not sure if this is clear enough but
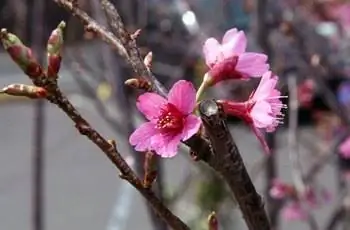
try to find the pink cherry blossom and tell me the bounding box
[303,186,331,208]
[339,136,350,159]
[282,202,308,221]
[202,28,269,86]
[218,71,287,153]
[270,179,295,199]
[129,80,201,158]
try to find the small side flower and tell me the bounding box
[197,28,269,100]
[218,71,287,154]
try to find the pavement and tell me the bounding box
[0,50,343,230]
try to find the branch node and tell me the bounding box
[75,122,91,135]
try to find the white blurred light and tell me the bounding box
[315,22,338,37]
[182,10,196,27]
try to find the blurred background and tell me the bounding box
[1,0,350,229]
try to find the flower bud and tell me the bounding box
[0,29,43,79]
[0,84,48,99]
[125,78,152,92]
[208,211,218,230]
[47,21,65,78]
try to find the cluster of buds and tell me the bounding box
[0,21,66,99]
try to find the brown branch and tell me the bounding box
[26,77,190,229]
[325,207,344,230]
[53,0,128,60]
[198,100,271,230]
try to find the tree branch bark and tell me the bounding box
[198,99,271,230]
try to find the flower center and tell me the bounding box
[156,103,184,133]
[208,56,240,84]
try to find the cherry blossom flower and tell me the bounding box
[303,186,331,208]
[202,28,269,84]
[281,186,331,222]
[339,136,350,159]
[271,179,331,222]
[196,28,269,100]
[282,202,308,221]
[129,80,201,158]
[218,71,287,153]
[270,179,295,199]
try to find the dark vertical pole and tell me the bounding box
[31,0,45,229]
[256,0,279,229]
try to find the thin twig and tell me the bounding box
[53,0,128,59]
[326,207,344,230]
[52,90,189,229]
[99,0,168,97]
[288,71,319,230]
[31,77,189,229]
[287,73,306,193]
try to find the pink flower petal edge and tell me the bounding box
[339,136,350,158]
[168,80,196,115]
[282,202,308,221]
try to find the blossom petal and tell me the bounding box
[168,80,196,114]
[251,125,270,154]
[282,202,308,221]
[203,38,221,67]
[137,93,167,120]
[236,52,269,77]
[152,134,183,158]
[251,101,274,128]
[129,122,158,152]
[221,31,247,58]
[181,115,201,141]
[222,28,238,44]
[339,137,350,158]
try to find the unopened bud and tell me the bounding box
[0,29,43,79]
[143,151,157,189]
[131,29,142,40]
[125,78,152,92]
[208,211,218,230]
[143,52,153,70]
[47,21,66,78]
[0,84,48,99]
